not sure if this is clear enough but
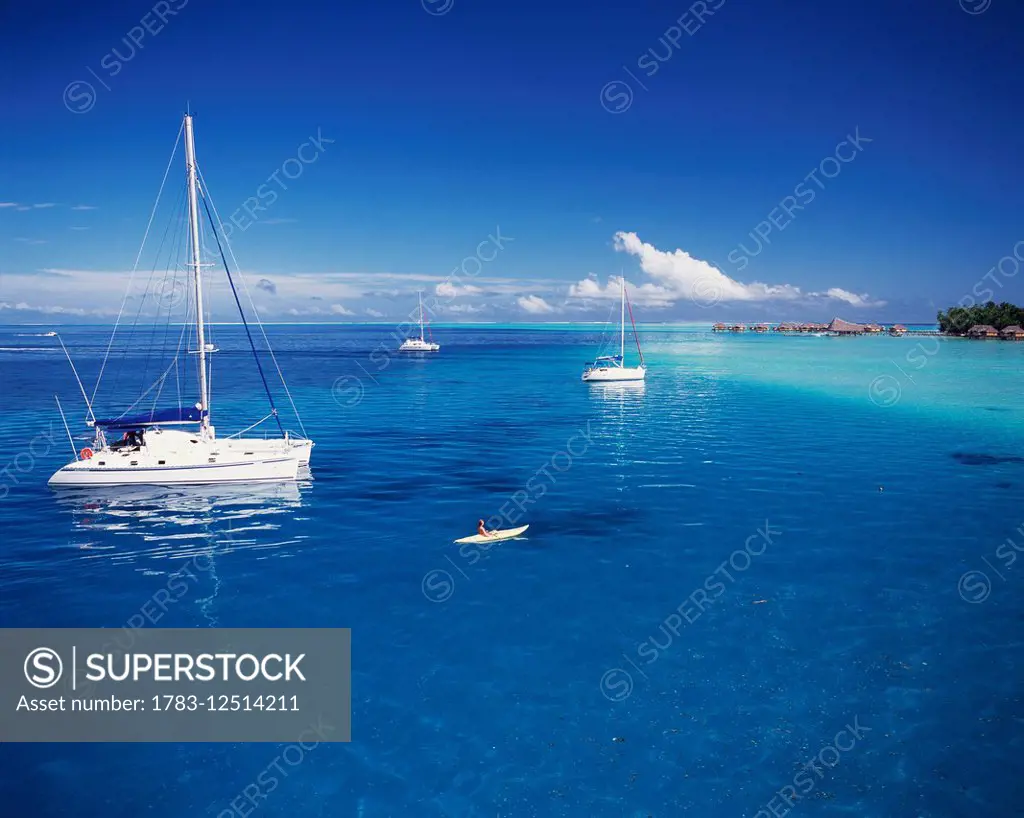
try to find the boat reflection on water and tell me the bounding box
[52,480,308,565]
[586,378,647,405]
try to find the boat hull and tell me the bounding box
[47,429,309,487]
[398,340,440,352]
[49,456,299,487]
[582,366,647,382]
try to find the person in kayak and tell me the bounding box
[477,519,498,538]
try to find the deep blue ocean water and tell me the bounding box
[1,323,1023,817]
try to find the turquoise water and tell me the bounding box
[1,324,1023,816]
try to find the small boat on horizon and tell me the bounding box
[582,277,646,383]
[399,291,440,352]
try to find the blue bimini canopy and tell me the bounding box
[94,407,206,430]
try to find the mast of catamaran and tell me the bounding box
[184,114,211,435]
[620,277,625,360]
[418,290,425,341]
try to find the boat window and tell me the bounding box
[158,460,165,465]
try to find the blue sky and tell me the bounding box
[2,0,1023,323]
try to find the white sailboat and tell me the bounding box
[49,114,313,488]
[398,291,440,352]
[582,277,646,382]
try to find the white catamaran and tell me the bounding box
[49,114,313,487]
[398,291,440,352]
[582,277,647,382]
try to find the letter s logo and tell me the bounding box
[24,647,63,689]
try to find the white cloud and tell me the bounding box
[14,237,47,245]
[568,275,675,308]
[822,287,886,308]
[71,205,96,211]
[446,304,483,314]
[330,303,354,315]
[517,295,555,314]
[436,281,483,298]
[0,202,18,208]
[32,203,56,209]
[365,308,384,318]
[607,231,882,309]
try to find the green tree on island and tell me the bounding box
[937,301,1024,334]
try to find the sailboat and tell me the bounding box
[49,114,313,487]
[582,277,646,382]
[398,291,440,352]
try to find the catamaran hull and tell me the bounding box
[582,367,647,382]
[48,456,300,487]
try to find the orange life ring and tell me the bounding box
[80,447,93,460]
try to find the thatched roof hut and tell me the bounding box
[967,324,999,338]
[827,317,864,334]
[712,322,726,331]
[728,324,746,332]
[889,324,907,336]
[1000,325,1024,340]
[864,323,884,333]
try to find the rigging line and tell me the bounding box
[114,363,175,419]
[197,167,308,438]
[91,119,184,408]
[155,205,187,402]
[225,412,274,438]
[140,185,184,401]
[624,285,644,367]
[198,188,285,436]
[110,178,187,409]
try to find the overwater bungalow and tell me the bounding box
[774,322,798,332]
[889,324,907,336]
[827,317,865,335]
[1000,325,1024,340]
[750,323,770,333]
[864,323,884,334]
[967,324,999,339]
[712,322,726,332]
[728,324,746,332]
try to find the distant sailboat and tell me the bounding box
[582,278,646,382]
[399,291,440,352]
[49,113,313,487]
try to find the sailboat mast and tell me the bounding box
[419,290,425,341]
[620,277,625,359]
[184,114,210,432]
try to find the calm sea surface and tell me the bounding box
[1,323,1023,817]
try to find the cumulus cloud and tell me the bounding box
[365,308,384,318]
[256,278,277,295]
[568,275,675,308]
[436,281,483,298]
[517,295,555,314]
[822,288,886,308]
[330,303,354,315]
[601,231,881,309]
